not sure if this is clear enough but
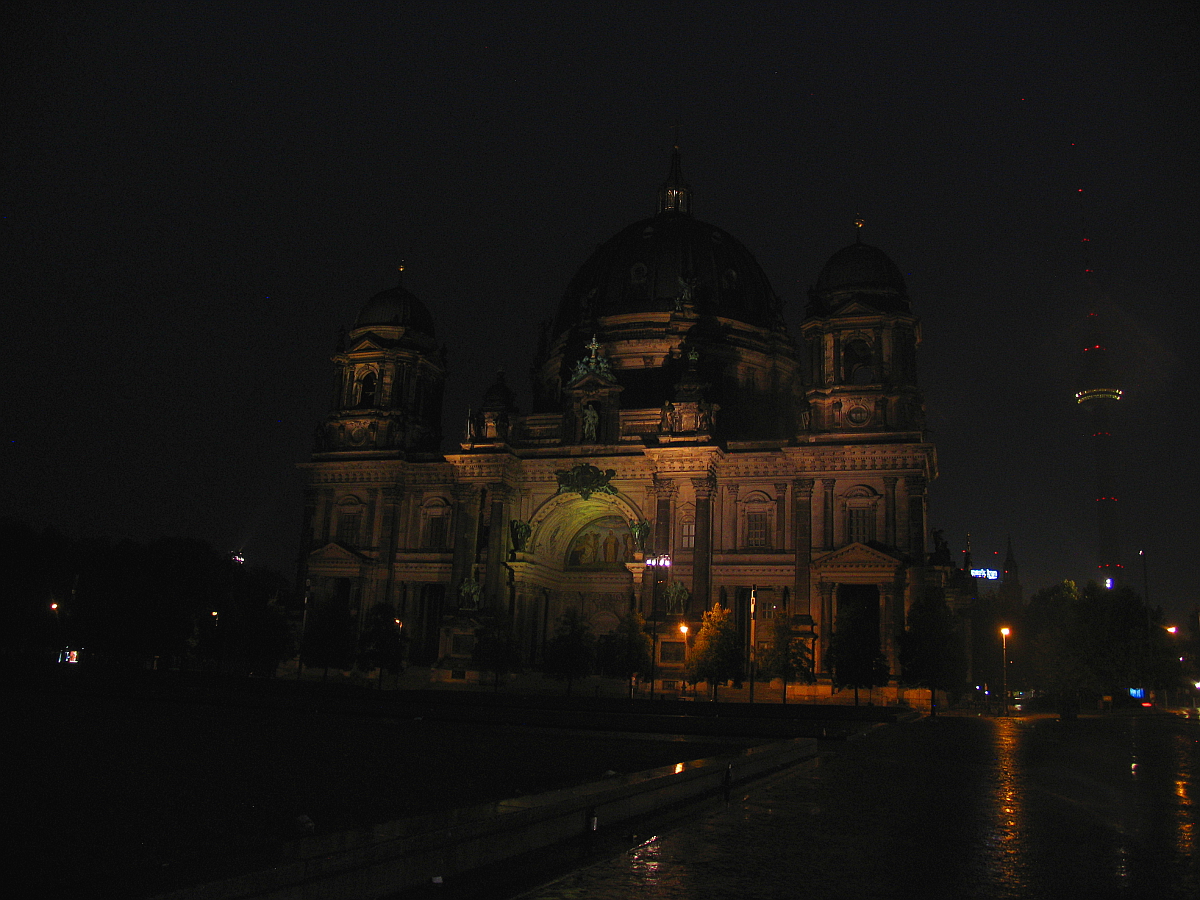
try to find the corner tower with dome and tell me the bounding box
[298,152,940,697]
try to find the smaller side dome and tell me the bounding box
[809,241,910,315]
[355,280,437,337]
[816,241,906,293]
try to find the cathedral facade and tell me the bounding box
[298,152,938,692]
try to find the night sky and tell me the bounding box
[4,2,1197,622]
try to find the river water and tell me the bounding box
[515,713,1198,900]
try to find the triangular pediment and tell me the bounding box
[566,372,623,393]
[348,335,386,353]
[308,541,369,563]
[829,300,886,318]
[812,542,902,570]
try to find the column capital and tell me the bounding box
[486,482,515,503]
[792,477,815,498]
[905,475,927,494]
[452,483,481,503]
[692,476,716,500]
[651,476,678,499]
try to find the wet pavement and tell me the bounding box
[512,713,1199,900]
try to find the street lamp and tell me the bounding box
[680,623,689,694]
[749,586,758,704]
[1000,627,1011,716]
[646,554,671,700]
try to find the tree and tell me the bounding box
[472,616,520,690]
[301,595,355,680]
[899,590,967,714]
[597,610,652,698]
[758,614,816,703]
[357,602,407,689]
[684,602,743,700]
[828,600,889,705]
[542,608,597,696]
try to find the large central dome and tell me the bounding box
[533,151,799,437]
[553,209,785,335]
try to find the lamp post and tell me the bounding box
[646,554,671,700]
[748,586,757,704]
[680,623,689,695]
[1000,627,1011,716]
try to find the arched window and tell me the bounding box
[680,516,696,550]
[844,485,879,545]
[335,495,365,546]
[741,490,774,550]
[359,371,378,407]
[421,497,451,550]
[844,339,876,385]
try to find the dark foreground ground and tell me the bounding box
[515,711,1200,900]
[11,668,792,899]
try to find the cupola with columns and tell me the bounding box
[800,223,925,439]
[315,265,446,457]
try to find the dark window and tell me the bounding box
[359,372,377,407]
[660,641,685,663]
[747,512,769,548]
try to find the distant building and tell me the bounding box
[298,152,943,694]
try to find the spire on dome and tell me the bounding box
[657,146,692,215]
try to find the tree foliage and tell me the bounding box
[472,616,521,690]
[0,519,296,672]
[758,615,816,701]
[301,594,355,676]
[542,608,597,695]
[828,599,890,704]
[356,601,407,685]
[596,610,652,693]
[899,589,968,713]
[684,602,743,699]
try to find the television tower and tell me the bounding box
[1074,262,1123,585]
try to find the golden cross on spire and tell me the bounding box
[587,334,600,358]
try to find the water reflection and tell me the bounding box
[984,717,1027,891]
[1172,732,1194,858]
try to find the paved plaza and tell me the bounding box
[503,713,1198,900]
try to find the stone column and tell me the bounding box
[692,476,715,612]
[880,583,900,679]
[774,482,789,550]
[818,581,836,673]
[822,478,836,549]
[723,483,739,550]
[884,476,898,548]
[450,484,481,598]
[483,484,511,608]
[652,477,676,556]
[380,485,404,608]
[906,476,928,558]
[793,479,814,615]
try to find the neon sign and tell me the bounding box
[970,568,999,581]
